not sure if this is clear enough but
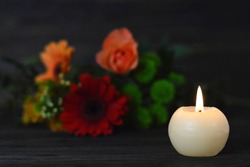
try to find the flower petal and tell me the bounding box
[96,28,138,75]
[61,74,129,137]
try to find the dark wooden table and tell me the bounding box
[0,107,249,166]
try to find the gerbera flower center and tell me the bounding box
[83,100,105,121]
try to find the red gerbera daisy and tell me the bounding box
[60,74,129,137]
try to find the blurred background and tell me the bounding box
[0,0,249,120]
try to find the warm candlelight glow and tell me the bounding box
[195,86,204,112]
[168,85,229,157]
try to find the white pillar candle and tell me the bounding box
[168,86,230,157]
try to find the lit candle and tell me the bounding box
[168,86,230,157]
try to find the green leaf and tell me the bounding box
[168,72,186,87]
[157,44,173,74]
[0,75,12,89]
[1,56,40,79]
[160,34,169,48]
[22,56,40,66]
[1,57,27,74]
[138,37,151,54]
[150,103,168,125]
[134,57,157,84]
[135,107,152,129]
[171,45,192,59]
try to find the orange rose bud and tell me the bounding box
[96,28,138,75]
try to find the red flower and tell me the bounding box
[60,74,129,137]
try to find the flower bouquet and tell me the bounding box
[1,28,193,137]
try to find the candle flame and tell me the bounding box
[195,86,204,112]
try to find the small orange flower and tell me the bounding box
[47,115,65,132]
[22,96,43,124]
[36,40,74,82]
[96,28,138,75]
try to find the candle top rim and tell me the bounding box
[179,106,219,112]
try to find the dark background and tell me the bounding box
[0,0,250,166]
[1,0,250,97]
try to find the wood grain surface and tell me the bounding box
[0,107,249,166]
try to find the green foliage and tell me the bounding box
[168,72,186,87]
[135,107,152,129]
[171,45,192,59]
[35,80,69,119]
[35,92,62,119]
[0,56,41,110]
[157,44,173,74]
[122,83,142,105]
[150,103,168,125]
[1,56,41,79]
[0,34,194,132]
[127,40,191,129]
[143,52,161,67]
[138,37,150,54]
[150,79,175,104]
[134,56,157,84]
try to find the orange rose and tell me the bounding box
[35,40,74,82]
[96,28,138,74]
